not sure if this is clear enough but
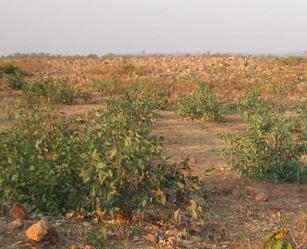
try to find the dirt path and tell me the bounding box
[153,111,245,173]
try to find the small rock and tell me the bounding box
[0,222,8,234]
[9,204,28,221]
[255,193,269,202]
[25,220,58,242]
[245,186,259,196]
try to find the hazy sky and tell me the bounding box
[0,0,306,55]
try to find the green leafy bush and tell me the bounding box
[6,73,26,90]
[149,90,170,110]
[133,89,170,111]
[77,90,181,215]
[0,65,26,90]
[0,100,87,213]
[176,81,224,121]
[24,79,89,104]
[237,88,269,122]
[264,228,293,249]
[0,65,23,76]
[222,90,307,182]
[85,229,107,247]
[0,90,200,215]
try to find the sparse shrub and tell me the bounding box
[85,229,107,247]
[0,89,202,215]
[77,90,183,215]
[147,90,170,110]
[130,88,170,111]
[0,100,87,213]
[6,72,26,90]
[117,62,148,76]
[272,85,286,95]
[237,88,269,122]
[294,99,307,142]
[24,79,88,104]
[0,65,23,76]
[176,81,224,121]
[92,77,120,92]
[264,228,294,249]
[222,90,307,182]
[120,62,136,75]
[0,65,26,90]
[277,56,307,65]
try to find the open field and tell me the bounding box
[0,55,306,249]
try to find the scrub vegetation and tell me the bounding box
[0,55,306,249]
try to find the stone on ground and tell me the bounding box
[25,220,58,242]
[9,204,28,221]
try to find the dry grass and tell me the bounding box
[0,55,306,249]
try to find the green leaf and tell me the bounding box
[161,194,167,206]
[176,182,185,190]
